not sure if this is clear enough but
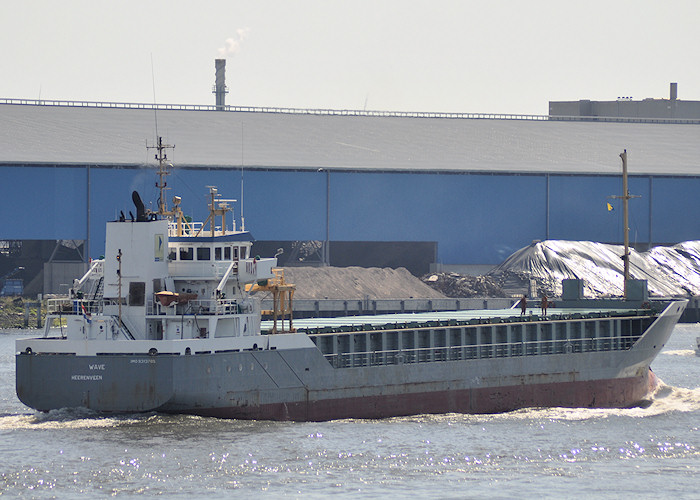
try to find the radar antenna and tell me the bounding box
[194,186,237,237]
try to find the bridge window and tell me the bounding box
[168,247,176,261]
[224,247,231,260]
[215,247,222,260]
[197,247,211,261]
[179,247,193,261]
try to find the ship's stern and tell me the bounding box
[16,348,174,413]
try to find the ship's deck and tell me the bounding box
[261,306,644,335]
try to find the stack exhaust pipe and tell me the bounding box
[213,59,228,110]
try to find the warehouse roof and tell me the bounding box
[2,99,700,176]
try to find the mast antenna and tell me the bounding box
[147,55,176,217]
[151,54,159,140]
[240,123,245,231]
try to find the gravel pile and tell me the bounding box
[281,266,446,300]
[421,273,507,298]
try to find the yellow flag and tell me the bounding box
[606,202,614,212]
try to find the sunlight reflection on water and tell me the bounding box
[0,326,698,498]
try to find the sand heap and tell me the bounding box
[281,266,446,300]
[421,273,507,298]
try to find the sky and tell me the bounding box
[2,0,700,116]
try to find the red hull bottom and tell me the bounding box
[187,370,658,422]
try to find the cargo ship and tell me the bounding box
[15,140,687,421]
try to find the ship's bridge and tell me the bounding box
[166,232,274,282]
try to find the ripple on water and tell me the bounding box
[663,349,697,357]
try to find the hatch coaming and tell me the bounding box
[306,310,668,372]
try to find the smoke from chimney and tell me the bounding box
[217,28,250,57]
[213,29,250,110]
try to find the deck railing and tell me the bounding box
[148,298,253,316]
[47,298,110,315]
[47,297,253,317]
[320,335,638,369]
[168,221,204,236]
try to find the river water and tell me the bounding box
[1,325,698,499]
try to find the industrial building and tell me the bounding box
[549,82,700,120]
[2,79,700,294]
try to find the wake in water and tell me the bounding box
[0,407,162,430]
[663,349,697,356]
[0,407,284,435]
[384,382,700,425]
[529,382,700,420]
[2,381,698,429]
[646,381,700,412]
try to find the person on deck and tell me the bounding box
[519,295,527,316]
[541,294,548,317]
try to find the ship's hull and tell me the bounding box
[15,346,659,421]
[16,301,686,421]
[189,373,658,421]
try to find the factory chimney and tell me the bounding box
[670,82,678,101]
[213,59,228,110]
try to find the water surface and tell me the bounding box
[1,325,698,498]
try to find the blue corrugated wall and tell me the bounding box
[1,165,698,264]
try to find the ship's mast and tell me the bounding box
[147,136,175,216]
[117,249,122,324]
[610,149,640,298]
